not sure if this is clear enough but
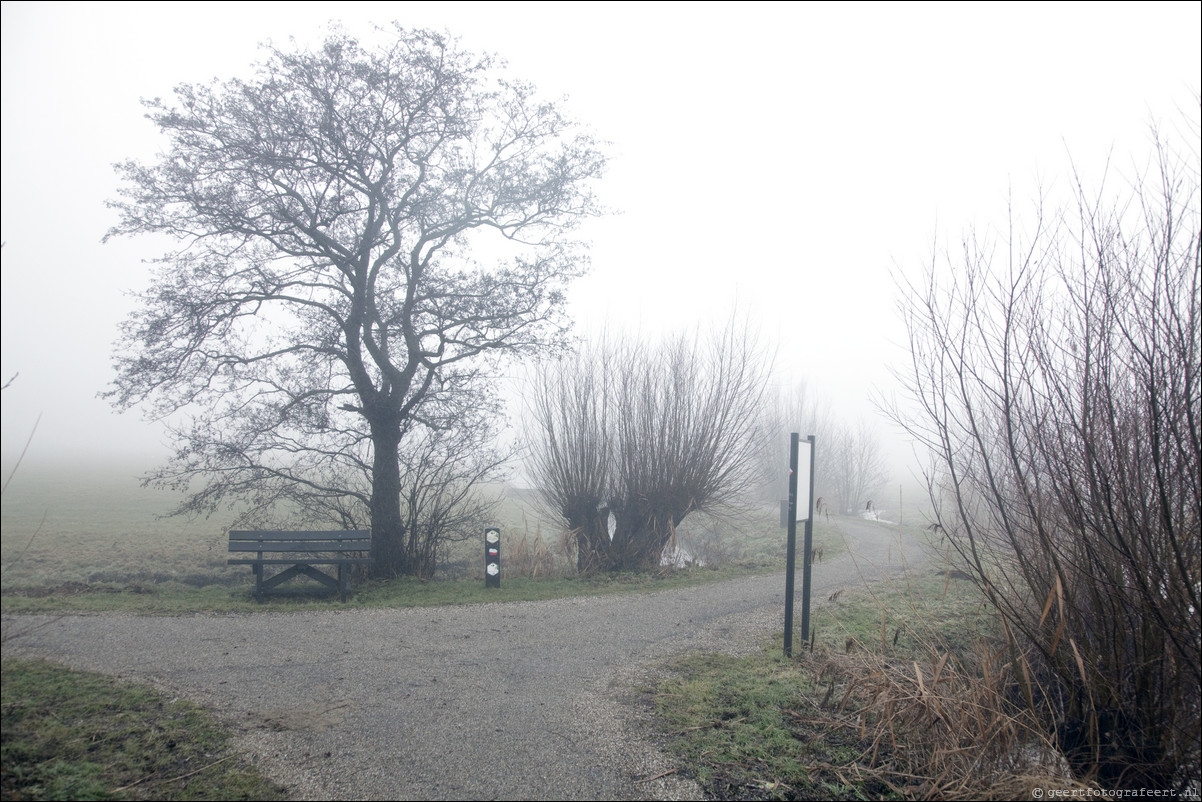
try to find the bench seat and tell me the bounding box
[228,530,372,602]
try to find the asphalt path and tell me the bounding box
[3,516,932,800]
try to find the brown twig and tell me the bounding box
[112,754,235,793]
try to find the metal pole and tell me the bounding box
[784,433,799,658]
[800,434,816,643]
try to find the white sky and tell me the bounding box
[2,0,1199,472]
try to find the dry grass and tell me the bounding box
[786,547,1107,800]
[499,514,576,579]
[795,644,1095,799]
[650,546,1113,801]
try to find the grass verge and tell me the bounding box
[0,561,775,615]
[649,650,895,800]
[646,566,1084,800]
[0,658,286,801]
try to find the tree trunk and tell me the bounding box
[369,418,409,577]
[565,499,611,573]
[608,501,681,572]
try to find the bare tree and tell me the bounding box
[827,418,891,515]
[755,386,889,518]
[754,379,832,505]
[217,399,507,578]
[526,321,772,571]
[104,26,606,576]
[890,116,1200,789]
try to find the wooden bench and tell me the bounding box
[227,530,372,602]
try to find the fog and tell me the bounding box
[2,1,1199,482]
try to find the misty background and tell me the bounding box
[2,1,1199,489]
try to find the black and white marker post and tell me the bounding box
[784,433,816,658]
[484,528,501,588]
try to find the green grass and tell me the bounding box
[803,559,997,658]
[647,563,1001,800]
[0,562,779,615]
[0,658,287,801]
[650,652,890,800]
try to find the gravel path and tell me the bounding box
[3,517,932,801]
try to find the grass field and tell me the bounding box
[1,461,851,611]
[1,462,234,589]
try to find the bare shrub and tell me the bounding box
[889,115,1201,790]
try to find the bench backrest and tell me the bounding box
[228,530,372,554]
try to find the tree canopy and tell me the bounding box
[105,25,606,576]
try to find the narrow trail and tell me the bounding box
[3,517,933,800]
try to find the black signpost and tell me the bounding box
[784,433,816,658]
[800,434,817,646]
[484,527,501,588]
[784,435,799,658]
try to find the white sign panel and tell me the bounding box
[795,438,812,521]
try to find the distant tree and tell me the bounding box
[526,321,772,572]
[754,379,832,505]
[827,419,890,515]
[890,117,1200,789]
[105,25,606,577]
[754,385,890,519]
